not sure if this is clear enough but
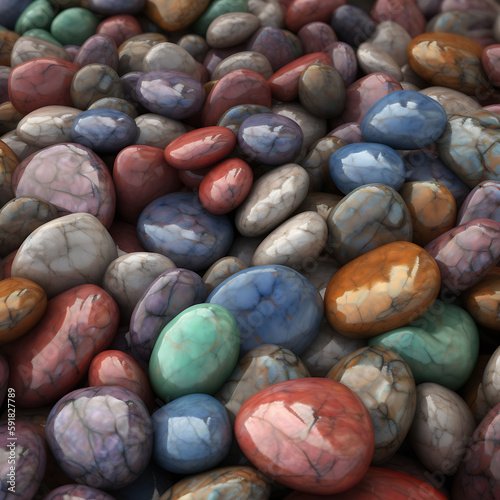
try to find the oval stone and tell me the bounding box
[145,0,210,31]
[43,486,115,500]
[462,273,500,331]
[329,143,406,195]
[361,90,448,150]
[149,303,240,401]
[235,378,374,495]
[212,51,273,80]
[457,180,500,225]
[217,103,271,136]
[368,300,479,390]
[2,284,119,407]
[203,256,247,294]
[207,13,260,49]
[137,192,234,272]
[325,241,441,338]
[206,265,323,356]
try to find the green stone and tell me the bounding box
[192,0,248,37]
[50,7,99,46]
[149,303,240,402]
[368,300,479,391]
[23,28,62,46]
[15,0,56,35]
[0,26,7,31]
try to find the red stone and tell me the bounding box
[285,0,346,33]
[88,350,155,412]
[164,126,236,170]
[482,44,500,88]
[3,284,119,408]
[114,145,182,224]
[108,220,146,254]
[285,467,448,499]
[201,69,272,126]
[8,58,78,115]
[235,378,374,496]
[179,166,214,189]
[370,0,426,38]
[268,52,333,102]
[199,158,253,215]
[96,14,143,47]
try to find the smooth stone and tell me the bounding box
[238,113,303,165]
[326,184,412,265]
[177,34,210,63]
[268,52,333,103]
[216,344,309,423]
[327,345,417,465]
[297,22,337,54]
[0,30,20,66]
[0,196,58,257]
[88,349,155,412]
[206,264,323,356]
[88,97,138,118]
[368,300,479,390]
[199,158,253,215]
[371,0,425,37]
[437,110,500,188]
[134,113,186,149]
[45,386,152,489]
[361,90,448,150]
[452,402,500,500]
[0,276,46,344]
[117,33,168,75]
[73,34,119,71]
[367,21,412,67]
[50,7,99,46]
[482,345,500,406]
[144,0,210,31]
[329,143,406,195]
[102,252,175,322]
[2,284,118,407]
[142,42,200,78]
[137,192,233,272]
[160,466,270,499]
[109,220,146,255]
[149,303,240,401]
[201,69,272,126]
[113,145,181,224]
[357,43,403,81]
[329,41,358,87]
[0,102,25,136]
[15,0,55,35]
[8,57,78,115]
[164,126,236,170]
[285,0,346,32]
[425,218,500,293]
[193,0,248,37]
[0,130,39,161]
[419,86,482,115]
[43,485,115,500]
[235,378,374,495]
[152,393,231,473]
[330,4,375,47]
[245,26,295,72]
[136,70,204,120]
[462,273,500,330]
[207,12,260,49]
[0,422,46,499]
[483,44,500,87]
[251,211,328,271]
[217,104,271,136]
[408,32,488,95]
[24,27,61,45]
[325,241,441,338]
[10,213,118,298]
[13,142,116,228]
[71,109,137,154]
[457,180,500,225]
[203,256,247,294]
[130,268,207,366]
[87,0,146,14]
[298,63,345,119]
[212,51,273,80]
[0,0,36,30]
[16,105,81,148]
[399,181,457,247]
[235,163,309,237]
[403,149,470,207]
[0,140,19,206]
[409,382,476,476]
[10,35,71,66]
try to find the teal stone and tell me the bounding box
[23,28,62,46]
[149,303,240,402]
[368,300,479,390]
[192,0,248,37]
[15,0,55,35]
[50,7,99,46]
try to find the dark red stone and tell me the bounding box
[482,44,500,88]
[97,14,143,47]
[285,0,346,33]
[370,0,426,38]
[108,220,146,253]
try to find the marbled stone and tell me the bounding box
[330,4,375,47]
[367,21,412,67]
[89,96,138,118]
[149,303,240,401]
[207,265,323,356]
[118,33,167,75]
[368,300,479,390]
[43,485,115,500]
[285,0,346,32]
[73,34,119,71]
[235,378,374,495]
[357,43,403,81]
[458,180,500,225]
[10,36,71,66]
[207,13,260,49]
[297,22,337,54]
[462,272,500,330]
[217,104,271,136]
[145,0,210,31]
[245,27,295,72]
[481,345,500,407]
[371,0,426,38]
[482,44,500,87]
[463,355,494,424]
[419,86,482,115]
[329,41,358,87]
[142,42,200,78]
[177,34,210,62]
[134,113,186,149]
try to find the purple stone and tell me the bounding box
[246,27,296,72]
[43,485,115,500]
[328,41,358,87]
[457,180,500,225]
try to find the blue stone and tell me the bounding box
[206,265,323,356]
[329,142,406,195]
[238,113,303,166]
[1,0,34,30]
[87,0,146,15]
[137,192,234,272]
[217,104,271,136]
[152,394,232,474]
[361,90,448,150]
[71,109,137,153]
[330,5,376,47]
[136,70,204,120]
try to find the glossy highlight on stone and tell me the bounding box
[235,377,374,495]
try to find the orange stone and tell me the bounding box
[407,33,489,96]
[145,0,210,31]
[462,273,500,331]
[0,277,47,344]
[324,241,441,339]
[0,30,20,66]
[0,139,19,206]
